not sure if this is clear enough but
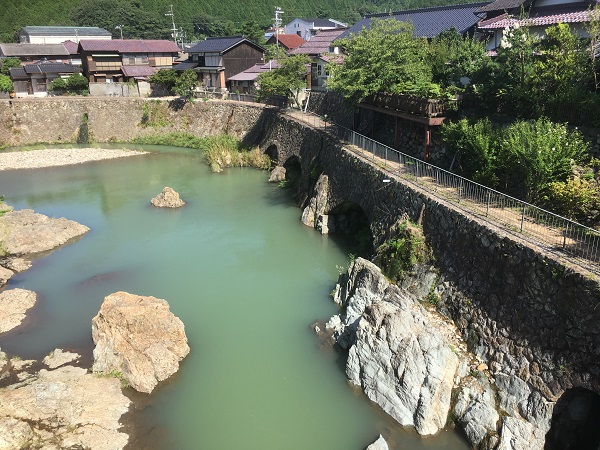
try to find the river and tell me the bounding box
[0,145,469,450]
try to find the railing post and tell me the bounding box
[520,204,526,232]
[458,179,462,202]
[486,190,491,217]
[563,223,569,249]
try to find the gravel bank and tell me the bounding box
[0,148,147,171]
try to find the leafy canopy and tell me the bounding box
[0,58,21,76]
[0,74,13,93]
[327,18,432,104]
[257,55,310,106]
[173,69,198,98]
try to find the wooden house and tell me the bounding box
[184,36,265,92]
[78,39,181,83]
[9,62,79,97]
[283,18,347,41]
[19,26,112,44]
[0,43,71,64]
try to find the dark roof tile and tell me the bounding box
[337,2,490,40]
[186,36,264,54]
[79,39,180,53]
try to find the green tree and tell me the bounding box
[327,18,433,104]
[148,69,178,92]
[48,77,67,94]
[0,74,13,93]
[0,58,21,75]
[66,73,89,93]
[174,69,198,98]
[429,28,489,88]
[257,55,310,108]
[499,118,588,200]
[71,0,168,39]
[586,4,600,91]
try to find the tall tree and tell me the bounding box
[257,55,310,108]
[70,0,168,39]
[327,18,432,104]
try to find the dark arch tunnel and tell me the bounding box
[328,201,374,258]
[264,144,278,168]
[544,387,600,450]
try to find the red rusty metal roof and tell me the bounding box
[121,65,157,77]
[478,2,593,29]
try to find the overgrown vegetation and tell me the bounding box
[48,73,89,96]
[140,101,169,127]
[131,133,271,172]
[257,55,311,108]
[441,117,590,213]
[374,218,429,283]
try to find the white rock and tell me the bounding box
[366,434,389,450]
[0,288,36,333]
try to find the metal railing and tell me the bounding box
[283,108,600,273]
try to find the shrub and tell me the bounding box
[545,178,600,225]
[0,74,12,93]
[49,77,67,94]
[374,219,429,283]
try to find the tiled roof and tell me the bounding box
[174,61,198,71]
[23,62,78,74]
[266,34,306,50]
[78,39,180,53]
[289,29,348,55]
[0,43,69,57]
[318,53,346,64]
[121,65,157,77]
[227,60,280,81]
[337,2,490,40]
[478,2,594,29]
[8,67,27,78]
[62,40,79,54]
[187,36,264,54]
[21,26,111,37]
[293,18,347,28]
[476,0,527,13]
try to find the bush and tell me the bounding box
[49,77,67,94]
[544,175,600,226]
[0,74,12,93]
[374,219,429,283]
[66,73,89,93]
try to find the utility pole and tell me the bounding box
[165,4,178,45]
[273,7,284,52]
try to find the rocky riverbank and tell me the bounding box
[325,258,555,449]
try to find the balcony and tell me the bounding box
[361,92,460,124]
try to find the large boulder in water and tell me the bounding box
[92,291,190,393]
[0,209,89,255]
[151,186,185,208]
[0,288,36,333]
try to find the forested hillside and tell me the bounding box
[1,0,481,43]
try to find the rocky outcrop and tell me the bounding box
[0,288,36,333]
[268,166,286,182]
[150,186,185,208]
[1,257,32,272]
[301,174,334,234]
[92,291,190,393]
[0,266,12,288]
[43,348,80,369]
[0,209,89,255]
[328,257,558,448]
[366,434,389,450]
[0,352,130,450]
[327,258,464,436]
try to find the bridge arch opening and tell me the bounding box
[265,144,278,168]
[545,387,600,450]
[283,155,302,189]
[329,201,374,257]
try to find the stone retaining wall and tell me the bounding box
[1,98,599,445]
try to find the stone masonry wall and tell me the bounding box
[2,98,599,442]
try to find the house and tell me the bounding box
[19,26,112,44]
[265,34,306,51]
[9,62,79,97]
[476,0,598,50]
[288,28,348,91]
[228,60,279,94]
[78,39,181,83]
[336,2,490,41]
[183,36,265,92]
[284,18,348,41]
[0,43,71,64]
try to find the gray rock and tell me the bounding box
[0,265,13,288]
[92,291,190,393]
[150,186,185,208]
[366,434,389,450]
[43,348,80,369]
[1,257,32,272]
[0,209,89,256]
[316,214,335,234]
[0,363,130,450]
[301,174,329,228]
[454,377,500,447]
[497,416,547,450]
[0,288,36,333]
[268,166,286,182]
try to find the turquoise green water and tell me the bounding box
[0,147,469,450]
